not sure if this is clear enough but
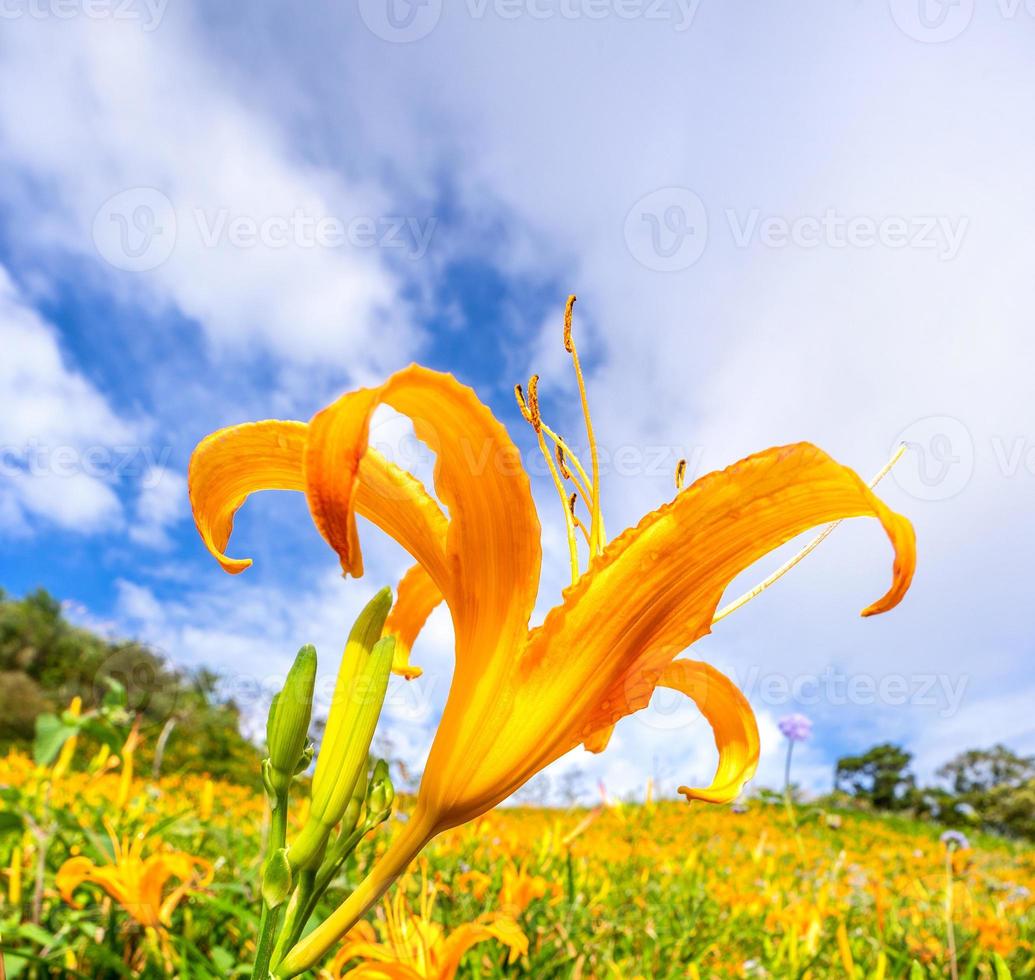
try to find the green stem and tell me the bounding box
[783,740,805,860]
[945,846,959,980]
[275,809,435,978]
[251,793,288,980]
[272,869,316,968]
[276,821,372,967]
[252,903,282,980]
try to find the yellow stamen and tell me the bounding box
[712,443,908,625]
[514,384,534,426]
[563,295,606,553]
[569,493,591,544]
[540,423,593,509]
[675,458,687,491]
[526,375,542,432]
[524,372,579,580]
[517,379,584,577]
[556,444,571,481]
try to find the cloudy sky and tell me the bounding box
[1,0,1033,802]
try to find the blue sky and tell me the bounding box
[1,0,1033,802]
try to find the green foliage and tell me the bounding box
[935,745,1035,840]
[834,742,916,811]
[0,587,260,783]
[836,741,1035,842]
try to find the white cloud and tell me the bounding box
[0,11,419,378]
[128,467,188,549]
[0,265,138,533]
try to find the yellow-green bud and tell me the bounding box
[341,795,363,837]
[367,759,394,824]
[288,590,394,869]
[266,645,317,793]
[261,848,293,908]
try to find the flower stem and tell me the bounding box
[251,793,288,980]
[274,809,435,978]
[945,846,959,980]
[782,741,805,860]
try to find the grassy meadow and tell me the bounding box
[2,742,1033,979]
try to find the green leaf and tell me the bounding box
[12,924,54,947]
[0,810,24,837]
[910,961,925,979]
[210,947,235,974]
[32,713,78,766]
[994,953,1013,980]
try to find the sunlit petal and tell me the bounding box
[188,419,449,580]
[385,564,443,679]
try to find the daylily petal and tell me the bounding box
[581,660,758,804]
[385,565,443,679]
[582,724,614,754]
[305,366,541,661]
[661,659,759,804]
[436,915,528,975]
[56,856,94,906]
[189,420,308,574]
[430,443,914,818]
[339,965,423,980]
[188,419,449,581]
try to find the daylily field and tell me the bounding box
[2,746,1033,979]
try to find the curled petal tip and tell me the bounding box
[677,784,748,806]
[220,557,252,575]
[860,521,917,618]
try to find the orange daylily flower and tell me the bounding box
[498,862,562,917]
[188,296,914,975]
[325,878,527,980]
[56,825,212,930]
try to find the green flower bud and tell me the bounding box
[288,589,394,870]
[261,758,277,804]
[266,645,318,793]
[293,738,315,775]
[340,795,363,837]
[366,759,395,825]
[261,848,293,908]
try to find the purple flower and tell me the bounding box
[940,830,971,850]
[778,713,813,743]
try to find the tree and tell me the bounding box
[834,743,915,810]
[937,746,1035,839]
[0,588,261,783]
[937,745,1035,795]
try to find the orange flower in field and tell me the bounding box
[327,881,526,980]
[454,870,491,901]
[974,915,1014,956]
[189,296,915,976]
[498,863,561,917]
[56,826,212,930]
